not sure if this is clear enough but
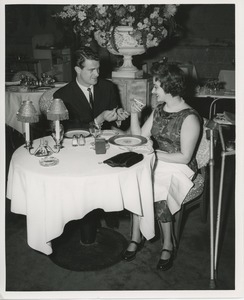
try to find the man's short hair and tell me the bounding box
[75,47,99,69]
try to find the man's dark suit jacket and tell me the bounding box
[53,79,121,131]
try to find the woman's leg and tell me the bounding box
[126,213,142,251]
[155,200,175,268]
[158,221,173,259]
[122,213,145,261]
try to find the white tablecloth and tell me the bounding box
[5,90,44,133]
[7,136,155,255]
[196,88,235,99]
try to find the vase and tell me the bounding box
[106,26,146,78]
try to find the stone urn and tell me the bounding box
[103,26,146,78]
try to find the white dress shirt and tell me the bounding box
[76,78,94,107]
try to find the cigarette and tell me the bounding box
[132,98,145,111]
[133,98,145,106]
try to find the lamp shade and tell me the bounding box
[47,98,69,121]
[16,100,39,123]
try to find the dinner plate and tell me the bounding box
[108,135,147,147]
[64,129,90,138]
[35,86,53,91]
[39,156,59,167]
[54,82,68,88]
[6,81,20,86]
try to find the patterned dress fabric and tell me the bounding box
[151,103,201,222]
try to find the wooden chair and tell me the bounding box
[38,87,61,134]
[173,120,210,246]
[39,87,61,116]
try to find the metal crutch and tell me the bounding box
[214,125,235,274]
[205,120,219,289]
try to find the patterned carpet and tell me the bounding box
[4,146,238,297]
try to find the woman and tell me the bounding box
[122,62,202,271]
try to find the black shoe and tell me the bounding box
[157,248,174,271]
[122,239,145,262]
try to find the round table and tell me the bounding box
[7,134,155,269]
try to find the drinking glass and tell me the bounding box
[89,122,101,143]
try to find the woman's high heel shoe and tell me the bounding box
[157,248,175,271]
[122,239,145,262]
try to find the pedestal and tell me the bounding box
[112,69,143,79]
[112,77,153,112]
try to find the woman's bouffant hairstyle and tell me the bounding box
[150,62,185,97]
[75,47,99,69]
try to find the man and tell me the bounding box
[53,47,129,131]
[53,47,129,243]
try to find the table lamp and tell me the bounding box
[16,100,39,150]
[47,98,69,150]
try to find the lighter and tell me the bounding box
[95,138,106,154]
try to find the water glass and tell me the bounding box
[89,122,101,142]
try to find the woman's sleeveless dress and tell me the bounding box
[151,103,201,222]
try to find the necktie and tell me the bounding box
[87,87,94,110]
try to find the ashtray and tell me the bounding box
[39,156,59,167]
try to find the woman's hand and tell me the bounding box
[130,99,145,113]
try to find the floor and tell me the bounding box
[4,154,238,299]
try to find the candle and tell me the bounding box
[25,122,30,143]
[55,120,60,142]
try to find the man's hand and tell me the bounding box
[97,107,130,125]
[103,108,118,122]
[116,108,130,121]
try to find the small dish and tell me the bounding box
[100,130,119,139]
[39,156,59,167]
[64,129,90,138]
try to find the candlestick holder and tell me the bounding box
[16,100,39,149]
[47,98,69,152]
[24,140,33,151]
[27,137,65,156]
[50,122,64,151]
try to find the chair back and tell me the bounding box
[218,70,235,90]
[196,119,210,169]
[39,87,61,116]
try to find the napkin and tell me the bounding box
[103,152,143,168]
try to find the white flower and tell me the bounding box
[54,4,178,49]
[164,5,177,17]
[77,11,86,21]
[97,5,106,15]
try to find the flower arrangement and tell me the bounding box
[54,4,179,50]
[205,79,225,91]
